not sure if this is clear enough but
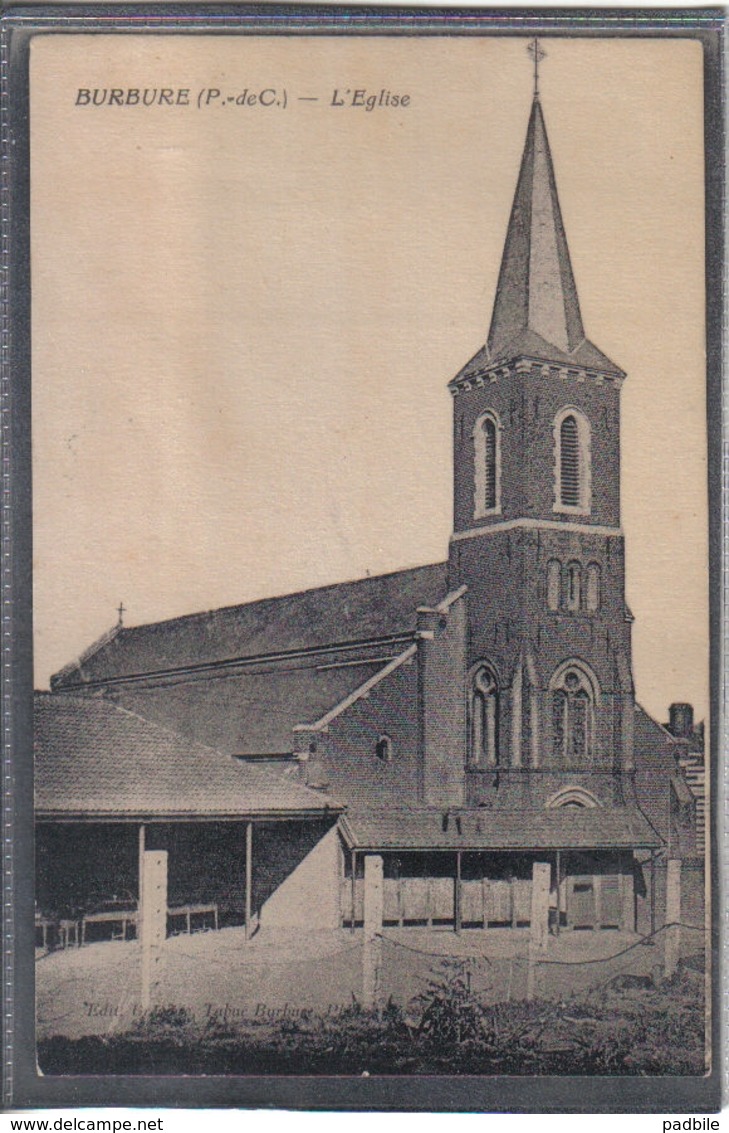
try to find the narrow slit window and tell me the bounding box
[470,666,499,767]
[565,561,582,612]
[586,563,601,612]
[547,559,561,610]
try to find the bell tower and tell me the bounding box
[447,61,635,810]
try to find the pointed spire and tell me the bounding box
[451,81,624,389]
[487,96,586,362]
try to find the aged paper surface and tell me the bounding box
[30,32,710,1080]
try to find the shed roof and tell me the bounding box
[340,806,662,852]
[51,562,447,689]
[35,692,341,821]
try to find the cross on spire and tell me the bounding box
[527,37,546,99]
[117,601,126,626]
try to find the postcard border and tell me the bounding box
[3,5,724,1112]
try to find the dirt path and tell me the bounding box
[36,924,668,1040]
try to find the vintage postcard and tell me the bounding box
[8,12,721,1109]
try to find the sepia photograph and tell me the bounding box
[26,26,712,1089]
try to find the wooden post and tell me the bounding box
[362,854,384,1010]
[397,866,403,928]
[555,850,561,936]
[426,873,432,929]
[454,852,462,935]
[650,850,656,937]
[351,850,356,934]
[137,824,146,942]
[621,852,635,932]
[594,873,603,931]
[245,821,253,941]
[140,850,167,1011]
[527,861,551,1000]
[664,858,682,979]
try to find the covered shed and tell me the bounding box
[35,692,343,942]
[339,807,663,933]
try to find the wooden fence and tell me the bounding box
[342,876,533,929]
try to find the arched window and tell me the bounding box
[565,561,582,612]
[545,786,601,809]
[547,559,561,611]
[585,563,601,612]
[482,418,497,510]
[473,411,501,518]
[550,666,596,767]
[560,415,580,506]
[375,735,392,762]
[469,665,499,768]
[554,408,591,514]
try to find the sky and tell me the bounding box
[30,34,708,725]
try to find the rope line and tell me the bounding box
[377,934,499,964]
[171,937,363,969]
[538,922,704,967]
[375,922,704,969]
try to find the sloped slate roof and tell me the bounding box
[103,659,394,756]
[341,807,662,851]
[52,562,448,688]
[35,693,341,820]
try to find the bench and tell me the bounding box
[167,903,219,934]
[81,908,137,945]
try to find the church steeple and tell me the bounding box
[483,95,621,376]
[447,59,635,809]
[449,76,626,537]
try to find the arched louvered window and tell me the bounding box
[473,411,501,518]
[550,666,596,767]
[585,563,601,612]
[560,415,580,507]
[554,408,591,514]
[469,665,499,768]
[483,417,497,511]
[547,559,561,611]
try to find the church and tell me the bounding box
[35,75,701,942]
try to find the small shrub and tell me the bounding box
[414,960,487,1045]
